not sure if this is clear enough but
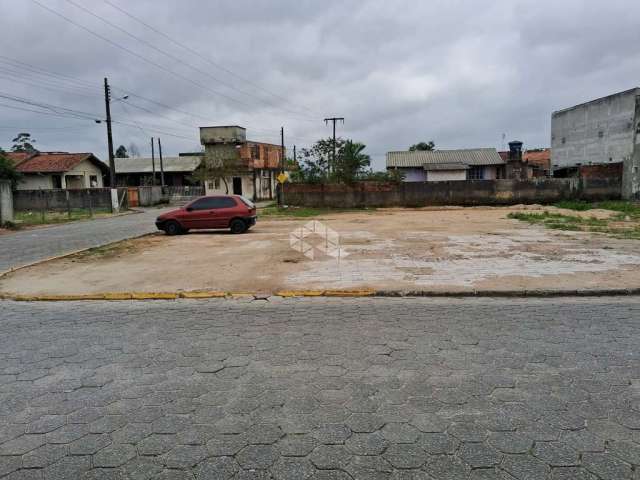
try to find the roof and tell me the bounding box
[16,152,108,173]
[114,156,202,174]
[3,152,35,166]
[387,149,504,168]
[423,162,469,171]
[523,149,551,170]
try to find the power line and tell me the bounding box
[64,0,314,120]
[31,0,317,124]
[101,0,316,116]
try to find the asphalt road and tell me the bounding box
[1,297,640,479]
[0,209,165,273]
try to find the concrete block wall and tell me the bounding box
[0,180,13,223]
[284,179,622,208]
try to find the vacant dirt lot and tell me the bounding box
[2,206,640,295]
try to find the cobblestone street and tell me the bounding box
[1,297,640,479]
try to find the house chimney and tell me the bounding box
[508,141,523,162]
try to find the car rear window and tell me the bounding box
[238,196,255,209]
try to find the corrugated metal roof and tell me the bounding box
[115,156,202,174]
[386,149,505,168]
[423,162,469,171]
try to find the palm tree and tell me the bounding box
[335,141,371,183]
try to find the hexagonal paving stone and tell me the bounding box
[533,441,579,467]
[69,433,112,455]
[245,424,284,445]
[501,454,550,480]
[43,456,92,480]
[550,467,599,479]
[459,442,503,468]
[312,424,351,445]
[137,434,177,456]
[194,457,239,479]
[344,413,384,433]
[25,415,66,434]
[389,471,431,480]
[0,457,22,478]
[111,423,152,444]
[89,416,127,434]
[93,443,137,467]
[383,443,427,469]
[487,432,533,454]
[309,445,352,470]
[45,424,89,444]
[21,443,67,468]
[3,468,46,480]
[152,415,191,435]
[409,413,449,433]
[345,455,393,479]
[381,423,419,444]
[417,432,459,454]
[559,430,604,453]
[424,455,470,480]
[448,422,487,442]
[345,432,389,456]
[277,434,318,457]
[270,457,316,480]
[163,444,208,468]
[236,444,279,469]
[581,452,634,480]
[207,434,249,456]
[0,435,45,455]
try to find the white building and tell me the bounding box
[10,152,108,190]
[386,149,505,182]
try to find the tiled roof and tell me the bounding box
[387,149,504,168]
[16,153,107,173]
[524,149,551,170]
[4,152,35,166]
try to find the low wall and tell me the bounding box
[13,188,117,211]
[283,178,621,208]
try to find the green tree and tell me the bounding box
[409,141,435,151]
[293,137,346,183]
[115,145,128,158]
[11,132,37,153]
[191,146,237,193]
[0,149,22,184]
[334,141,371,184]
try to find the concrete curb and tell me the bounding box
[2,288,640,302]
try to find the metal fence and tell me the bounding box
[162,185,205,204]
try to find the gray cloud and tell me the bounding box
[1,0,639,169]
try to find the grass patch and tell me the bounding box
[260,206,374,218]
[508,211,640,239]
[553,200,640,218]
[14,208,113,226]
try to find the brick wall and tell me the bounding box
[579,163,624,180]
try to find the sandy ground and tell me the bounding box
[2,206,640,295]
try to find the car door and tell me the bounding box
[181,197,219,229]
[214,197,240,228]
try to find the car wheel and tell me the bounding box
[230,219,247,234]
[164,220,181,236]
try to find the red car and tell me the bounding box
[155,195,257,235]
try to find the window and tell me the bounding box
[189,197,236,210]
[598,131,604,138]
[238,196,255,209]
[468,166,484,180]
[89,175,98,187]
[562,137,566,144]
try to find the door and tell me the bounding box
[127,187,139,207]
[233,177,243,195]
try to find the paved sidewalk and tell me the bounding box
[0,209,164,273]
[1,297,639,479]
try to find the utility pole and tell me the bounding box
[324,117,344,173]
[104,77,116,187]
[150,137,156,186]
[293,145,297,164]
[157,138,165,187]
[279,127,285,206]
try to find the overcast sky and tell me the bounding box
[1,0,639,169]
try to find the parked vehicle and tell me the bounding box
[155,195,257,235]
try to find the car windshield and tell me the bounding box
[238,196,255,209]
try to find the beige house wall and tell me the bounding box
[426,170,467,182]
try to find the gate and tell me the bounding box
[127,187,139,207]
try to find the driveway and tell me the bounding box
[1,297,639,479]
[0,208,165,273]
